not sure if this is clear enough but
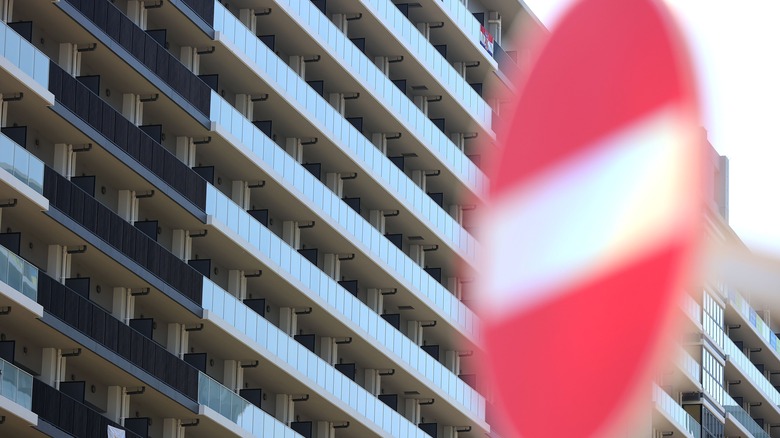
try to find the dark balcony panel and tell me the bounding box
[124,417,151,438]
[424,267,442,284]
[0,232,21,255]
[70,176,96,197]
[421,344,440,361]
[1,126,27,149]
[146,29,167,48]
[385,233,402,250]
[419,422,438,437]
[434,44,447,58]
[294,334,316,353]
[139,124,163,144]
[470,82,483,97]
[180,0,215,24]
[428,192,444,208]
[244,298,266,317]
[343,197,360,214]
[0,340,15,363]
[302,163,322,180]
[144,37,159,70]
[381,313,401,330]
[248,209,269,227]
[252,120,273,139]
[76,75,101,96]
[192,166,215,185]
[467,154,481,168]
[395,3,410,17]
[129,318,154,340]
[472,12,485,25]
[347,117,363,133]
[460,373,477,389]
[389,156,404,171]
[134,220,159,241]
[378,393,398,411]
[188,259,211,278]
[350,38,366,54]
[259,35,276,51]
[431,118,445,134]
[239,388,263,409]
[59,381,86,404]
[312,0,326,14]
[391,79,407,94]
[65,277,91,299]
[493,42,522,83]
[291,421,313,438]
[8,21,32,42]
[183,353,207,373]
[335,363,356,381]
[307,80,324,97]
[298,248,318,266]
[338,280,358,297]
[199,74,219,92]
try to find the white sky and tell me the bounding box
[521,0,780,254]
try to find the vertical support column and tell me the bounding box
[285,138,303,163]
[58,43,81,76]
[127,1,147,28]
[228,270,247,300]
[366,288,383,314]
[275,394,294,425]
[369,210,386,233]
[448,204,464,225]
[0,0,13,22]
[289,56,305,80]
[323,254,340,280]
[231,181,250,209]
[40,348,61,387]
[224,360,243,392]
[407,321,423,346]
[412,170,426,191]
[236,94,254,120]
[180,47,200,75]
[414,96,428,116]
[364,369,380,396]
[122,94,143,125]
[374,57,390,76]
[176,137,196,167]
[450,132,465,151]
[0,98,7,128]
[47,245,68,283]
[112,287,134,322]
[162,419,184,438]
[328,93,345,116]
[371,133,388,155]
[107,386,129,423]
[409,244,424,267]
[53,143,75,178]
[444,351,460,375]
[487,11,502,46]
[331,14,348,34]
[282,221,300,249]
[171,230,192,261]
[279,308,297,336]
[315,421,335,438]
[118,190,138,223]
[404,399,421,424]
[319,337,337,365]
[416,23,430,40]
[325,173,343,197]
[239,9,257,33]
[441,426,456,438]
[167,323,189,357]
[446,277,462,299]
[453,62,467,79]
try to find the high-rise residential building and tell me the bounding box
[0,0,541,437]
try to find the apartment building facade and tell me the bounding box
[0,0,537,436]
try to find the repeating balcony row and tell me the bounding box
[211,1,488,199]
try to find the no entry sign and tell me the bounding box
[478,0,702,436]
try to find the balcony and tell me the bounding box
[722,391,770,438]
[652,384,701,438]
[0,243,38,304]
[0,130,44,197]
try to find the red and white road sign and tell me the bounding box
[478,0,701,436]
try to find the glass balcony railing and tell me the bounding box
[0,131,44,195]
[682,293,701,325]
[678,348,700,383]
[727,288,780,358]
[0,244,38,301]
[202,279,431,437]
[723,333,780,406]
[211,2,488,198]
[0,357,33,410]
[205,184,486,419]
[0,21,49,88]
[652,384,701,438]
[279,0,491,131]
[722,391,771,438]
[209,93,479,330]
[198,371,301,437]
